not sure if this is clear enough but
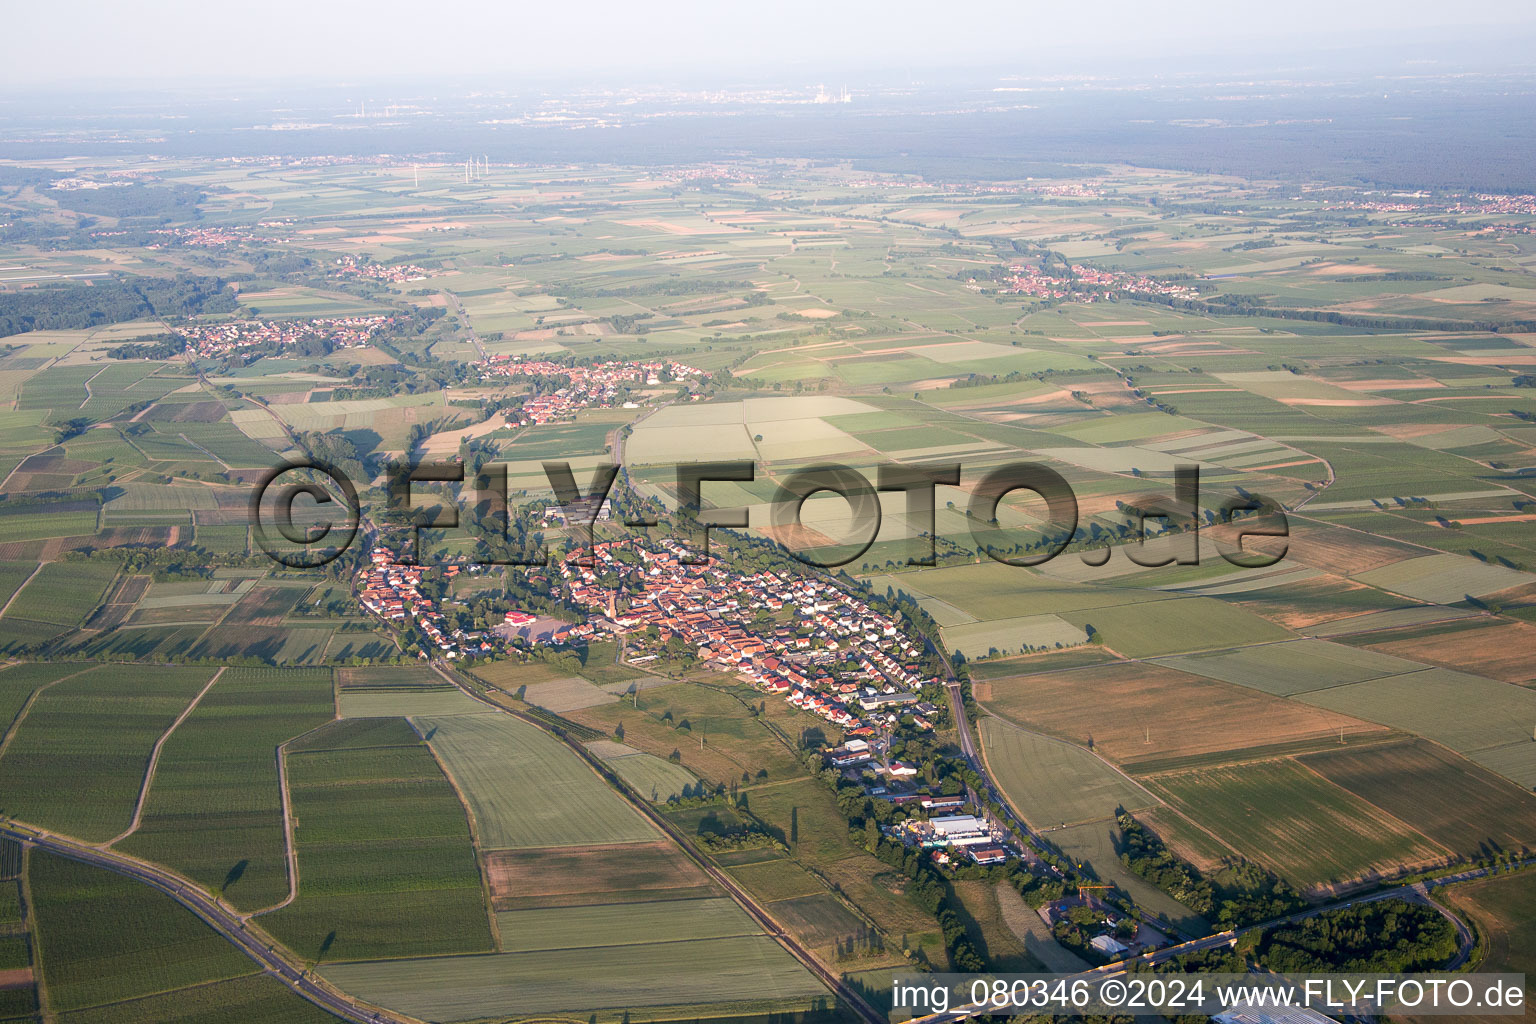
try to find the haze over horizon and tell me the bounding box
[6,0,1536,90]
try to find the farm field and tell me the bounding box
[1152,638,1426,696]
[335,685,484,718]
[1296,669,1536,787]
[975,661,1386,771]
[0,559,117,630]
[494,897,760,951]
[0,665,218,841]
[1146,759,1451,893]
[978,717,1155,828]
[116,667,336,911]
[594,745,701,802]
[414,712,660,849]
[51,973,345,1024]
[27,852,255,1014]
[484,842,717,911]
[1299,739,1536,859]
[1356,619,1536,684]
[320,933,829,1021]
[260,718,494,963]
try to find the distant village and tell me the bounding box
[330,255,431,284]
[480,357,708,425]
[1003,261,1202,303]
[175,314,401,357]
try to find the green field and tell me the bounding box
[979,717,1155,828]
[1297,669,1536,787]
[1152,638,1425,696]
[260,718,494,963]
[117,667,336,911]
[335,686,485,718]
[320,934,827,1020]
[1148,759,1449,892]
[0,510,98,542]
[54,973,344,1024]
[0,661,94,742]
[1059,597,1294,658]
[2,560,118,627]
[0,665,218,840]
[599,749,701,802]
[414,712,660,849]
[28,852,255,1013]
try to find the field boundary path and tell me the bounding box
[428,661,887,1024]
[0,821,418,1024]
[109,667,225,847]
[0,563,42,619]
[245,731,309,920]
[0,663,96,762]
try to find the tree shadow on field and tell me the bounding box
[223,859,248,891]
[318,931,336,959]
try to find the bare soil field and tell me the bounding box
[1250,519,1421,575]
[485,841,713,910]
[0,968,32,989]
[1361,620,1536,684]
[977,661,1387,772]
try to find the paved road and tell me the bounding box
[0,822,411,1024]
[905,858,1532,1022]
[442,290,488,361]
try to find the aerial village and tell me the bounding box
[174,313,401,357]
[351,528,1163,959]
[329,255,431,283]
[1002,261,1202,302]
[479,356,708,425]
[551,540,1055,868]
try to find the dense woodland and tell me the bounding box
[0,274,236,337]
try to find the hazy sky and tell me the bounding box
[7,0,1536,87]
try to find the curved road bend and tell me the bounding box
[0,822,412,1024]
[907,858,1530,1023]
[429,662,887,1024]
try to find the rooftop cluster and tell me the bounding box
[482,358,707,425]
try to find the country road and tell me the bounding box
[442,290,488,361]
[904,857,1533,1023]
[0,821,413,1023]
